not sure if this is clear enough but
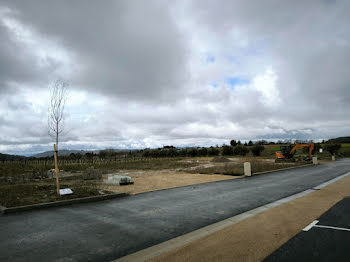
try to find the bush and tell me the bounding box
[208,147,220,156]
[188,148,198,157]
[233,145,249,156]
[251,145,265,156]
[324,143,341,155]
[222,145,234,156]
[198,147,208,156]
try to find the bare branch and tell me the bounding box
[48,79,68,151]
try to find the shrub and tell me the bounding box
[222,145,234,156]
[188,148,198,157]
[251,145,265,156]
[233,145,249,156]
[208,147,220,156]
[198,147,208,156]
[324,143,341,155]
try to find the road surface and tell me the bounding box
[265,196,350,261]
[1,159,350,262]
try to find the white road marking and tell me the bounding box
[303,220,319,231]
[314,225,350,232]
[303,220,350,232]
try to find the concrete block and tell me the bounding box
[332,155,335,161]
[312,157,318,165]
[244,162,251,177]
[104,175,134,185]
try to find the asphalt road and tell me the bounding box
[1,159,350,262]
[264,196,350,262]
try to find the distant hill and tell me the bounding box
[328,136,350,143]
[0,153,27,161]
[33,150,93,158]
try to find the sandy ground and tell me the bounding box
[101,170,239,195]
[148,175,350,262]
[100,157,304,195]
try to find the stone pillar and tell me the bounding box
[312,157,318,165]
[244,162,251,177]
[332,155,335,161]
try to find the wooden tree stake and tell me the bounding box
[54,144,60,195]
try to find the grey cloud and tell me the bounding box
[1,1,350,155]
[188,0,350,119]
[2,0,188,101]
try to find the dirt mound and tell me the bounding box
[211,156,231,162]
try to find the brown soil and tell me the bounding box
[101,170,238,195]
[211,156,231,162]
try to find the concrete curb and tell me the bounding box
[113,171,350,262]
[0,192,128,215]
[252,163,313,176]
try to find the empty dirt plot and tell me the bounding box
[100,157,307,195]
[101,170,238,195]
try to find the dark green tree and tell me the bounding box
[233,145,249,156]
[222,145,234,155]
[188,148,198,157]
[324,143,341,155]
[230,140,237,147]
[251,145,265,156]
[208,147,219,156]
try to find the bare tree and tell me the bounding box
[48,80,68,152]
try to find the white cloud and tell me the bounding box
[0,0,350,155]
[252,67,280,107]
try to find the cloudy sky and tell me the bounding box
[0,0,349,155]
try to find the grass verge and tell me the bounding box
[0,179,110,208]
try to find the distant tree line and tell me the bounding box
[1,137,347,163]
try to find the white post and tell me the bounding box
[312,157,318,165]
[244,162,251,177]
[332,155,335,161]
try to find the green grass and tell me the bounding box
[264,145,282,152]
[338,145,350,157]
